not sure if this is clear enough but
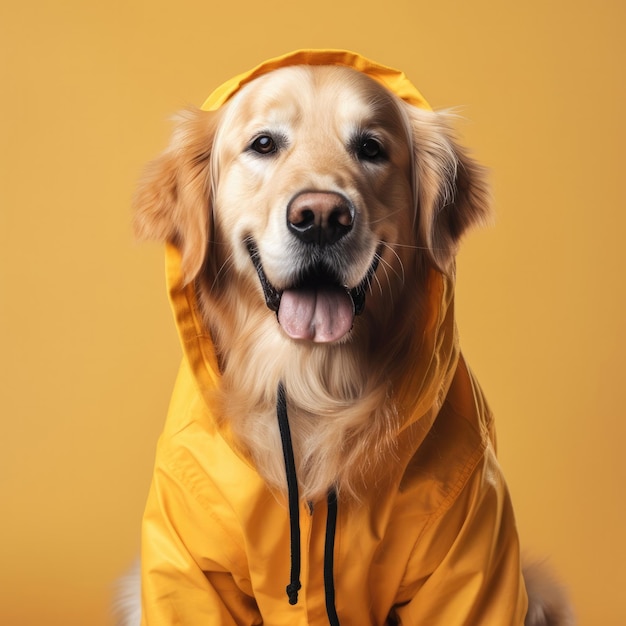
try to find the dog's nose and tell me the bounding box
[287,191,354,246]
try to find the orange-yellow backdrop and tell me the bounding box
[1,0,624,624]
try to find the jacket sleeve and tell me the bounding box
[391,444,528,625]
[140,454,261,626]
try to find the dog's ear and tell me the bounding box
[406,106,492,273]
[132,107,221,284]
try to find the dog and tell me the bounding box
[121,50,574,625]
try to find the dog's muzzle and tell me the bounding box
[246,239,379,343]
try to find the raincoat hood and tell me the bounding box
[141,50,528,626]
[200,49,432,112]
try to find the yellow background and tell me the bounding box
[1,0,624,624]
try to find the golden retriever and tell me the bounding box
[134,64,489,501]
[126,60,574,625]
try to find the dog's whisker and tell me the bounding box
[368,208,407,226]
[214,255,234,282]
[372,252,390,296]
[375,256,398,309]
[380,243,405,285]
[371,270,384,297]
[210,253,236,293]
[389,241,457,252]
[385,241,430,252]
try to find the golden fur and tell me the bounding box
[133,65,490,502]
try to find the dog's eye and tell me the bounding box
[355,136,385,161]
[250,135,277,155]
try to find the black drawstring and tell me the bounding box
[276,382,341,625]
[324,489,340,626]
[276,382,301,605]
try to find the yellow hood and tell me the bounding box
[200,48,432,112]
[141,50,527,626]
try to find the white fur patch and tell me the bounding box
[523,560,576,626]
[112,560,141,626]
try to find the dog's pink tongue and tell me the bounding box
[278,286,354,343]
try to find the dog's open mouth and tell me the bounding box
[246,239,379,343]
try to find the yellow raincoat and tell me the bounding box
[141,50,528,625]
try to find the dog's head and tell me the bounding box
[133,63,490,346]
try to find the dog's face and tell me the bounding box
[134,64,490,347]
[211,66,416,342]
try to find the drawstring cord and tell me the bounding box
[276,382,341,625]
[324,489,340,626]
[276,382,302,605]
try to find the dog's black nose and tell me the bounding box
[287,191,354,246]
